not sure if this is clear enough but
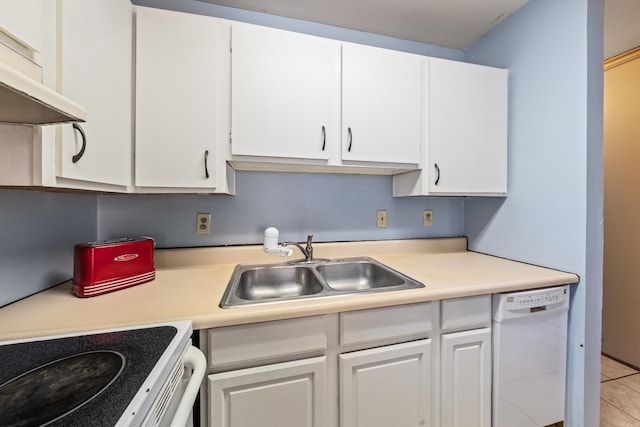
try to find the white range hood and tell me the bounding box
[0,60,86,125]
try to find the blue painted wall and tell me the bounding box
[0,190,97,307]
[98,172,464,246]
[464,0,603,425]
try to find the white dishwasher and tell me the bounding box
[492,285,570,427]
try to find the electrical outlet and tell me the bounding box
[424,209,433,226]
[196,213,211,234]
[377,210,387,228]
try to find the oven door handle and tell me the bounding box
[170,345,206,427]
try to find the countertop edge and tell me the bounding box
[190,273,579,330]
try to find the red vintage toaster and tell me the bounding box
[72,237,155,297]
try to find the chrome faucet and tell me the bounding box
[283,234,314,262]
[264,228,322,262]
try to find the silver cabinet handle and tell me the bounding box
[322,126,326,151]
[348,127,353,152]
[71,123,86,163]
[434,163,440,186]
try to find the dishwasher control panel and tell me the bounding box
[494,285,570,320]
[505,287,568,310]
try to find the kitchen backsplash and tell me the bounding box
[98,171,465,247]
[0,189,97,307]
[0,172,463,308]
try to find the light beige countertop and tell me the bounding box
[0,238,578,341]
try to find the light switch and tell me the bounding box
[377,210,387,228]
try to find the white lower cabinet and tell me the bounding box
[208,356,326,427]
[440,295,492,427]
[339,340,432,427]
[201,298,492,427]
[441,328,491,427]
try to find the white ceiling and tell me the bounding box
[200,0,639,58]
[605,0,640,59]
[199,0,529,50]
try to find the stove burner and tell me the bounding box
[0,350,125,426]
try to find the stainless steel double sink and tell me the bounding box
[220,257,424,307]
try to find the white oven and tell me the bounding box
[0,320,206,427]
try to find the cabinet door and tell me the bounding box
[135,7,229,189]
[342,42,423,165]
[208,356,326,427]
[428,58,508,194]
[441,328,491,427]
[57,0,132,187]
[339,339,432,427]
[230,22,340,160]
[0,0,44,52]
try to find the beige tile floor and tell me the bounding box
[601,354,640,426]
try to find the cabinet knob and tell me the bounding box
[434,163,440,186]
[204,150,210,179]
[348,127,353,152]
[71,123,87,164]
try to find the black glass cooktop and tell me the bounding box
[0,326,177,427]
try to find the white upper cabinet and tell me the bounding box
[0,0,128,190]
[230,22,340,161]
[0,0,44,53]
[1,5,507,194]
[428,58,508,194]
[229,24,424,174]
[394,57,508,196]
[341,42,423,165]
[56,0,132,188]
[134,7,233,193]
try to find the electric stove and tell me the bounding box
[0,321,193,426]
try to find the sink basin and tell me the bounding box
[235,265,324,301]
[316,260,405,291]
[220,257,424,308]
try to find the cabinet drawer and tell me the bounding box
[206,315,327,370]
[340,302,433,347]
[441,295,491,332]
